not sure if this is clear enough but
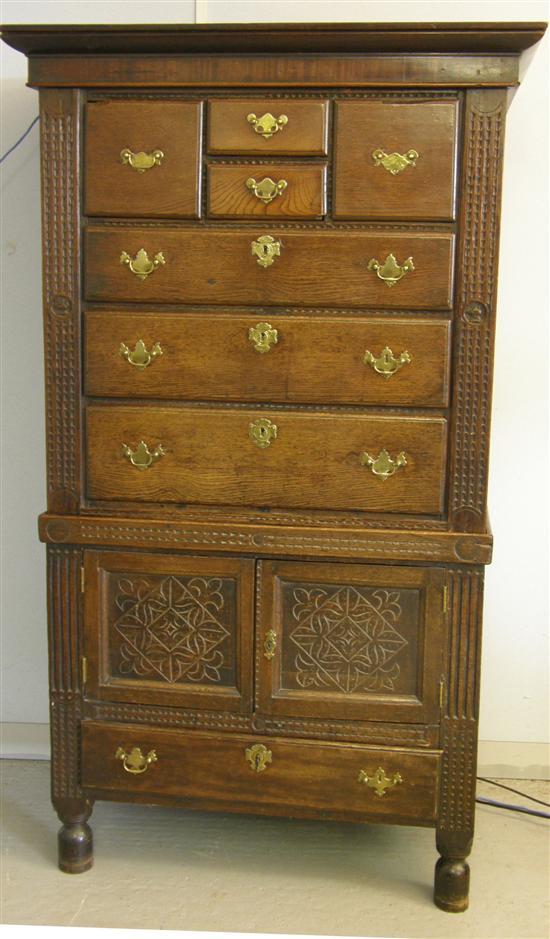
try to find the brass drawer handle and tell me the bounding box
[361,449,407,480]
[120,148,164,173]
[246,176,288,204]
[249,418,278,449]
[358,766,403,797]
[119,339,163,370]
[263,629,277,660]
[251,234,282,268]
[371,148,419,175]
[363,346,411,378]
[120,248,166,280]
[116,746,158,775]
[247,112,288,139]
[367,253,414,287]
[122,440,165,470]
[249,322,278,353]
[245,743,272,773]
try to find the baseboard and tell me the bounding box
[1,722,50,760]
[1,723,548,779]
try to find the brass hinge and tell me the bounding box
[442,584,449,613]
[81,656,88,687]
[439,677,446,710]
[80,565,85,593]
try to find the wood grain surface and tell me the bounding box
[81,721,441,823]
[85,227,455,310]
[85,101,202,218]
[85,310,451,407]
[334,100,459,220]
[207,163,327,218]
[85,405,447,515]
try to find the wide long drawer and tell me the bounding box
[85,311,451,407]
[85,405,447,514]
[85,227,454,310]
[81,721,441,824]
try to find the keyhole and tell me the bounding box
[254,753,262,770]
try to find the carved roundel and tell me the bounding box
[50,294,73,315]
[462,301,486,325]
[45,519,71,542]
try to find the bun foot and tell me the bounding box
[434,856,470,912]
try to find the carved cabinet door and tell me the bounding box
[257,560,445,724]
[83,551,254,712]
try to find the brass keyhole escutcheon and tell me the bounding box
[248,322,278,354]
[367,253,414,287]
[251,234,282,268]
[363,346,411,378]
[245,743,273,773]
[122,440,166,470]
[120,148,164,172]
[246,176,288,204]
[120,248,166,280]
[358,766,403,797]
[247,112,288,139]
[263,629,277,660]
[249,418,278,449]
[119,339,163,369]
[116,746,158,775]
[361,449,407,480]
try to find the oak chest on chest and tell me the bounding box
[1,20,545,913]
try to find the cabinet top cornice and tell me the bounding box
[1,21,546,57]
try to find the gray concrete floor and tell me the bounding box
[1,759,548,937]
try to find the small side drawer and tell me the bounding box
[208,99,328,155]
[208,163,327,218]
[85,100,202,218]
[81,722,441,824]
[334,100,459,221]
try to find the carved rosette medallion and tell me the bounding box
[287,585,408,694]
[111,574,234,685]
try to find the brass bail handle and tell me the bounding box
[247,112,288,139]
[115,746,158,775]
[358,766,403,797]
[119,339,163,369]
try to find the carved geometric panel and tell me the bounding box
[107,572,236,688]
[280,580,420,697]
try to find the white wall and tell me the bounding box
[1,1,548,766]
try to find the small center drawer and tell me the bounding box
[208,98,328,155]
[85,311,451,408]
[81,721,441,824]
[85,405,447,515]
[207,163,327,218]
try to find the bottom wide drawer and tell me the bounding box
[81,721,440,823]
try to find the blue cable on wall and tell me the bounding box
[0,115,40,164]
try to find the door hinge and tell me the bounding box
[81,656,88,687]
[439,677,446,711]
[80,565,85,593]
[442,584,449,613]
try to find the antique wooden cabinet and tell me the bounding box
[1,21,545,912]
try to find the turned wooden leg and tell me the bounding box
[434,831,472,912]
[55,797,94,874]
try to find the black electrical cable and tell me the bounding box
[0,115,40,164]
[475,796,550,819]
[477,775,550,808]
